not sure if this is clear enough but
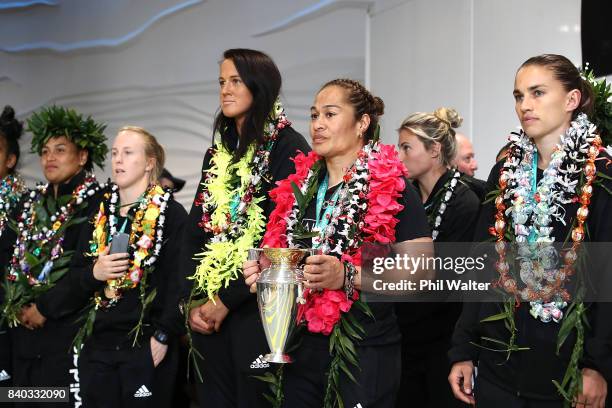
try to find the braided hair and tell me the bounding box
[0,106,23,174]
[320,79,385,143]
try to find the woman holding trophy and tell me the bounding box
[243,78,433,407]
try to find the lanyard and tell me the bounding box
[314,173,342,238]
[528,150,539,243]
[118,218,129,234]
[229,193,240,220]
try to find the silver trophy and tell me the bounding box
[255,247,310,364]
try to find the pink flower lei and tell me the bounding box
[262,141,407,335]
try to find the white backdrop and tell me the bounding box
[369,0,582,180]
[1,0,586,205]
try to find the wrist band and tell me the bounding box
[343,261,356,298]
[153,329,169,345]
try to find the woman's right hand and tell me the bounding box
[242,260,260,293]
[448,360,475,405]
[92,246,130,281]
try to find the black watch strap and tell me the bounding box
[153,329,169,345]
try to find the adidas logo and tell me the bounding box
[134,385,152,398]
[250,355,270,369]
[353,404,364,408]
[0,370,10,381]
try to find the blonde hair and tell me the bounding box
[118,126,165,182]
[398,107,462,167]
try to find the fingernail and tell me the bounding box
[466,388,471,394]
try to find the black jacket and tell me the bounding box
[449,157,612,400]
[7,171,104,357]
[70,190,187,349]
[396,170,480,347]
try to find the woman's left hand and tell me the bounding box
[574,368,607,408]
[18,303,46,330]
[150,336,168,368]
[303,255,344,290]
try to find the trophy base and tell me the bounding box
[263,352,293,364]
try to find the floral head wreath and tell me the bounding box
[581,64,612,146]
[27,105,108,170]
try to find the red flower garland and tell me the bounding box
[262,143,406,335]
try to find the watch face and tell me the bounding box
[155,331,168,344]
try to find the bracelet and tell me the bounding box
[153,329,169,345]
[343,261,356,299]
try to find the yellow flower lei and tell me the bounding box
[190,143,267,301]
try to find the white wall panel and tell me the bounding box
[369,0,582,180]
[0,0,368,206]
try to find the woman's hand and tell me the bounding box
[150,336,168,367]
[18,303,46,330]
[448,361,475,405]
[574,368,607,408]
[188,304,215,335]
[198,296,230,332]
[243,260,261,294]
[93,246,130,281]
[303,255,344,290]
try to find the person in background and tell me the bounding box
[159,168,185,193]
[396,107,479,407]
[453,133,478,176]
[0,105,26,387]
[452,133,486,201]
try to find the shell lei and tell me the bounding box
[0,173,25,238]
[2,174,101,327]
[72,184,170,350]
[189,100,289,302]
[427,168,461,241]
[261,142,407,408]
[489,113,604,405]
[493,113,600,321]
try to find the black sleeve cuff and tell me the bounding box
[81,265,105,293]
[217,279,253,312]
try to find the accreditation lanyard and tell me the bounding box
[528,150,539,243]
[314,173,342,239]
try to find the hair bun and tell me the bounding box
[1,105,16,122]
[434,107,463,129]
[372,96,385,116]
[0,105,23,141]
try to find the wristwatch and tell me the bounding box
[153,329,169,345]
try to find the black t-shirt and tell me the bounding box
[449,155,612,400]
[299,171,430,347]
